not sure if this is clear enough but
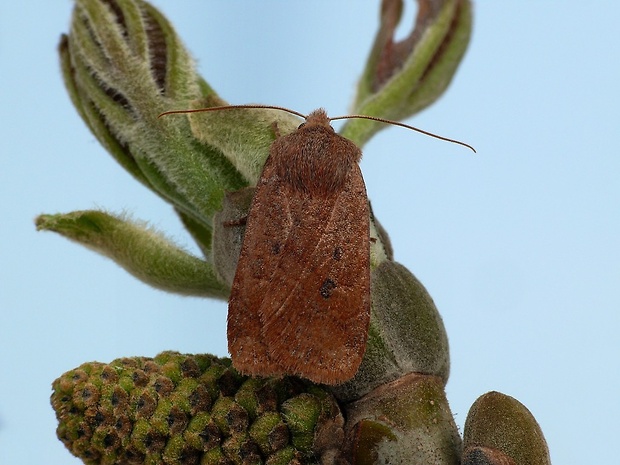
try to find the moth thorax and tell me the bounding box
[276,127,361,194]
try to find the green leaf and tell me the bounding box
[36,210,228,298]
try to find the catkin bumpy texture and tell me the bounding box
[228,109,371,385]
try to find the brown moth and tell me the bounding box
[160,105,474,385]
[228,108,370,385]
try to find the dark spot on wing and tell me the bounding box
[333,247,343,260]
[320,278,337,299]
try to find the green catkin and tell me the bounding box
[51,351,342,465]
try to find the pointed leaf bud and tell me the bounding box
[341,0,473,146]
[61,0,246,230]
[36,210,227,297]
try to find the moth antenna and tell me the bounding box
[159,106,475,153]
[331,114,476,153]
[158,104,307,120]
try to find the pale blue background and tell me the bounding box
[2,2,618,464]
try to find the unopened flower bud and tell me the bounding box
[463,391,551,465]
